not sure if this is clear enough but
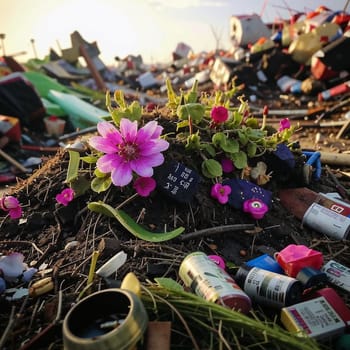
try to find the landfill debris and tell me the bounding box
[1,4,350,350]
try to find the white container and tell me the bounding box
[230,14,271,47]
[43,116,66,137]
[302,202,350,240]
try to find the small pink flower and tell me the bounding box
[278,118,291,132]
[221,158,234,173]
[211,183,231,204]
[243,198,269,219]
[133,177,156,197]
[210,106,229,123]
[56,188,75,206]
[0,196,22,219]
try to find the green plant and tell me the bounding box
[165,77,296,177]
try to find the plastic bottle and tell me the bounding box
[179,252,251,314]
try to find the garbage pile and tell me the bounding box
[1,5,350,350]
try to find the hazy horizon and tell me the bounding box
[0,0,346,65]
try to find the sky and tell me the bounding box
[0,0,347,66]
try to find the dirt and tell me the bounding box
[1,98,350,350]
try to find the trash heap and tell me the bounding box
[0,5,350,350]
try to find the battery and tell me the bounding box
[281,297,346,340]
[322,260,350,293]
[179,252,251,314]
[235,265,303,309]
[302,202,350,240]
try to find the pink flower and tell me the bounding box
[133,177,156,197]
[211,183,231,204]
[210,106,229,123]
[278,118,291,132]
[221,158,234,173]
[243,198,269,219]
[0,195,22,219]
[56,188,75,206]
[89,119,169,187]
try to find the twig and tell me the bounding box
[0,306,16,348]
[179,224,255,241]
[324,165,350,200]
[0,240,44,255]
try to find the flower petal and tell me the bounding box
[120,119,138,142]
[139,139,169,156]
[97,154,122,173]
[137,120,163,142]
[130,154,164,177]
[111,163,133,187]
[97,121,118,138]
[89,136,118,154]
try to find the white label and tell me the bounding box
[302,203,350,239]
[322,260,350,292]
[243,267,295,307]
[180,253,247,303]
[283,297,345,339]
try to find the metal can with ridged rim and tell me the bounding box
[179,251,251,314]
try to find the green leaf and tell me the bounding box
[166,78,178,111]
[94,168,108,178]
[221,139,239,153]
[246,127,265,141]
[88,201,185,242]
[247,142,257,158]
[212,132,226,147]
[176,119,189,131]
[70,175,91,196]
[185,79,198,103]
[231,151,248,169]
[128,100,142,121]
[177,103,205,123]
[203,144,216,157]
[245,117,259,128]
[81,155,98,164]
[154,277,184,292]
[91,176,112,193]
[114,90,126,109]
[201,159,222,178]
[65,150,80,183]
[237,130,248,146]
[212,133,239,153]
[232,110,243,126]
[185,132,201,150]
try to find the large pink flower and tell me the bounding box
[89,119,169,187]
[0,195,22,219]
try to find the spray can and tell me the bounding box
[179,252,251,314]
[235,265,303,309]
